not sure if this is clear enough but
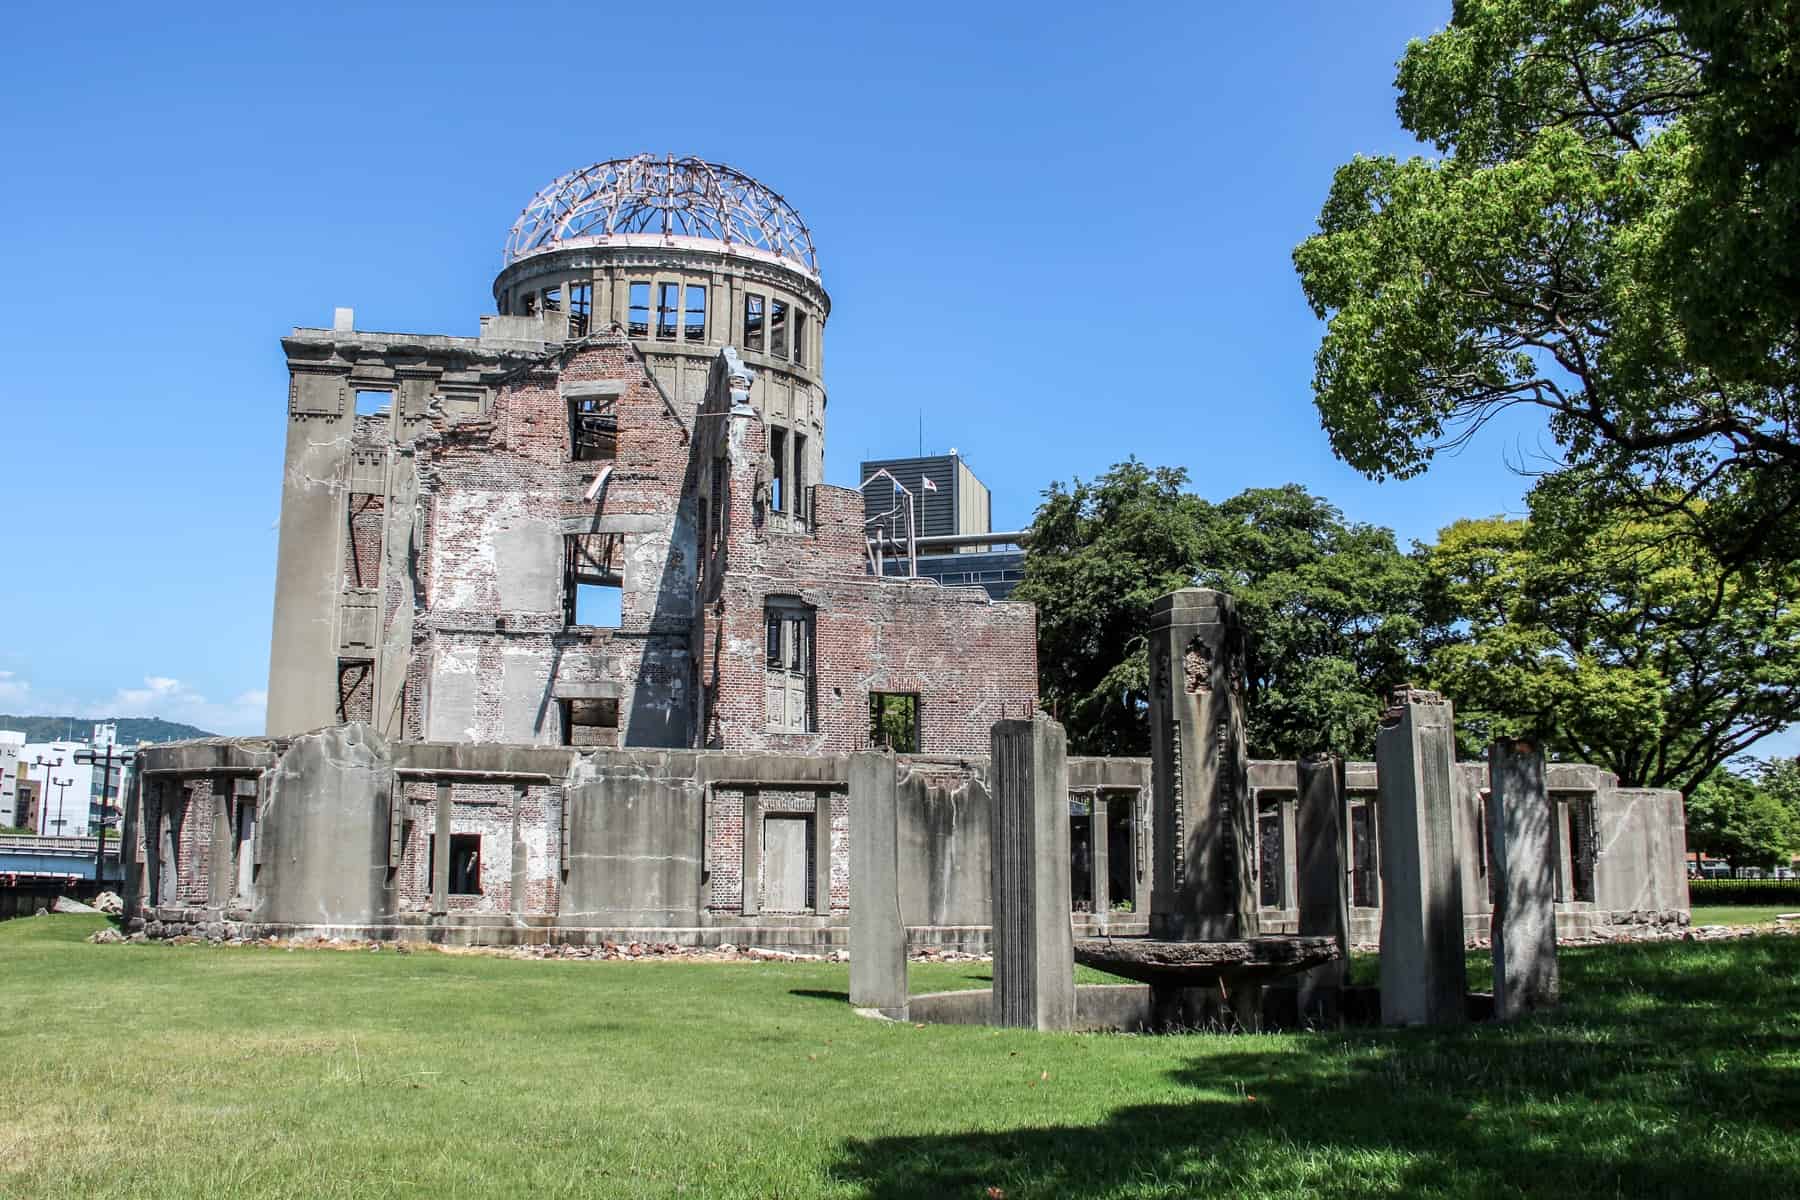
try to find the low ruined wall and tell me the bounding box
[124,728,1683,949]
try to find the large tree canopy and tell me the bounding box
[1294,0,1800,572]
[1016,462,1420,760]
[1419,502,1800,793]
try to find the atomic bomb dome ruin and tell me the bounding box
[121,157,1689,979]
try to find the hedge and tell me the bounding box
[1688,878,1800,905]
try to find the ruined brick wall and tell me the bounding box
[692,373,1038,755]
[392,781,562,916]
[411,333,696,746]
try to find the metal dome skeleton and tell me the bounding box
[503,155,820,278]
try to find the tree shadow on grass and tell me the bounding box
[789,989,850,1003]
[829,937,1800,1199]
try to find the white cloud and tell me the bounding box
[0,670,28,706]
[81,677,267,736]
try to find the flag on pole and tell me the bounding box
[921,476,938,492]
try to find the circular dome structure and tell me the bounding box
[503,154,819,278]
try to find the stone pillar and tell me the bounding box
[432,782,451,917]
[1375,688,1467,1027]
[990,716,1075,1031]
[158,786,181,907]
[1091,795,1112,932]
[208,776,233,908]
[1147,589,1257,941]
[511,784,529,920]
[1488,739,1558,1018]
[811,794,833,913]
[140,779,162,909]
[1295,753,1350,1020]
[740,792,763,916]
[848,751,906,1016]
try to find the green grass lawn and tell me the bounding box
[1690,904,1796,927]
[4,914,1798,1200]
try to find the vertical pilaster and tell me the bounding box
[1376,688,1467,1026]
[811,795,833,913]
[208,776,232,908]
[1147,588,1256,940]
[511,783,528,919]
[1296,753,1350,1020]
[1091,795,1112,932]
[1489,739,1558,1018]
[432,782,451,916]
[848,752,906,1015]
[740,792,762,916]
[990,716,1075,1031]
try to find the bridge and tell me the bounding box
[0,834,124,885]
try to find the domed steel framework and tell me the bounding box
[503,154,819,276]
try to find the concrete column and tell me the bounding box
[1375,688,1467,1027]
[432,782,451,916]
[848,752,906,1015]
[1147,589,1257,940]
[511,784,528,919]
[990,716,1075,1031]
[740,792,762,916]
[1488,739,1558,1018]
[208,776,233,908]
[811,795,833,913]
[1295,753,1350,1020]
[1091,795,1112,931]
[141,779,162,908]
[158,786,180,906]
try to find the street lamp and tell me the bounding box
[49,775,74,837]
[30,754,64,836]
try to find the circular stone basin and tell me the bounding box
[1073,936,1341,987]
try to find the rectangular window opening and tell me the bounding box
[744,292,764,352]
[769,298,789,359]
[765,602,815,734]
[569,282,592,337]
[565,534,624,628]
[769,426,787,514]
[1258,797,1286,908]
[628,282,650,338]
[570,396,617,462]
[793,310,808,365]
[543,285,562,312]
[656,282,680,339]
[355,390,392,416]
[791,432,808,519]
[429,833,483,896]
[522,291,539,317]
[562,697,621,748]
[868,692,920,753]
[684,285,707,342]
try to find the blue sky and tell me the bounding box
[1,1,1787,754]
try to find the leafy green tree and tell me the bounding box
[1684,767,1798,871]
[1017,463,1421,759]
[1293,0,1800,573]
[1420,504,1800,793]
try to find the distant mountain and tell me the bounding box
[0,715,218,745]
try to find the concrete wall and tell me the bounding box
[125,732,1686,948]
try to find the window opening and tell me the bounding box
[355,390,392,416]
[1350,798,1378,907]
[562,697,621,748]
[1258,796,1286,908]
[570,395,617,461]
[769,426,787,514]
[793,310,808,365]
[543,285,562,312]
[429,833,483,895]
[764,601,814,733]
[1070,796,1093,911]
[868,692,920,752]
[522,291,539,317]
[684,285,706,341]
[656,282,680,339]
[1106,794,1136,910]
[565,533,624,627]
[769,298,789,358]
[744,292,764,352]
[791,432,808,519]
[569,282,592,337]
[628,282,650,338]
